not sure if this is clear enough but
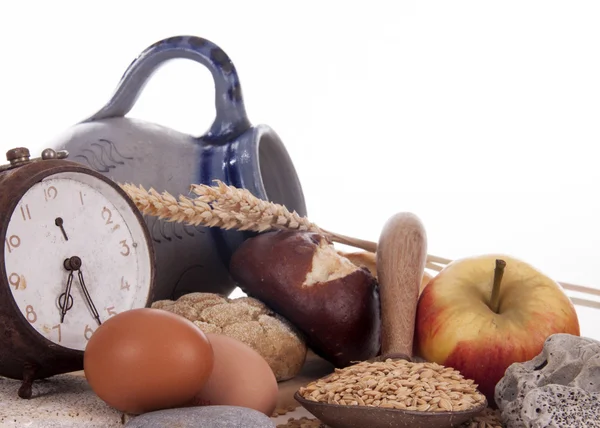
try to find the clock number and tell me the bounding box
[101,207,113,225]
[44,186,58,201]
[52,324,62,342]
[20,204,31,221]
[120,276,131,291]
[102,207,120,231]
[79,191,84,205]
[119,240,130,256]
[25,305,37,324]
[106,306,118,316]
[84,324,94,341]
[8,273,24,290]
[5,235,21,253]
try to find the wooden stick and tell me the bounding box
[424,254,453,265]
[322,230,377,253]
[426,261,444,272]
[569,297,600,310]
[325,230,448,270]
[558,281,600,297]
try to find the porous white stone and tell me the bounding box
[519,384,600,427]
[495,333,600,428]
[0,373,133,427]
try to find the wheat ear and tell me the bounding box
[120,180,324,235]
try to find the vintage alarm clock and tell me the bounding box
[0,147,155,398]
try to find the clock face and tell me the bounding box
[3,171,153,351]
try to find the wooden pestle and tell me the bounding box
[376,212,428,359]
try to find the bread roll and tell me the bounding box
[229,230,381,367]
[152,293,306,381]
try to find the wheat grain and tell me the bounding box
[271,404,301,418]
[459,408,504,428]
[297,359,486,413]
[276,417,328,428]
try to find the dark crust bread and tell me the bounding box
[229,230,381,367]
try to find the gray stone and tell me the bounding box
[124,406,276,428]
[495,333,600,428]
[0,373,134,427]
[0,374,278,427]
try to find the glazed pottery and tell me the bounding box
[48,35,307,301]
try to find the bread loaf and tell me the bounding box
[152,293,307,381]
[229,230,381,367]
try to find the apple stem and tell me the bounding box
[490,259,506,314]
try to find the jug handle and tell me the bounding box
[84,35,252,143]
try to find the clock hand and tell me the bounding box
[54,217,69,241]
[58,270,75,323]
[64,256,102,326]
[76,269,102,326]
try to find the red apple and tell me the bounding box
[415,254,580,407]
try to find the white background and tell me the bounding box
[0,1,598,339]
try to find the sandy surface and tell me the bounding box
[0,374,134,427]
[0,352,332,427]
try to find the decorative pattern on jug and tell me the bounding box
[73,138,133,173]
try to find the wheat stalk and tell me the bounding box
[120,180,600,310]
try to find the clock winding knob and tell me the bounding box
[6,147,30,165]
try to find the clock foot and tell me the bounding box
[17,363,37,399]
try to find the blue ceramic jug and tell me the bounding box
[48,35,307,301]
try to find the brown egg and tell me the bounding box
[84,308,214,414]
[188,333,279,416]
